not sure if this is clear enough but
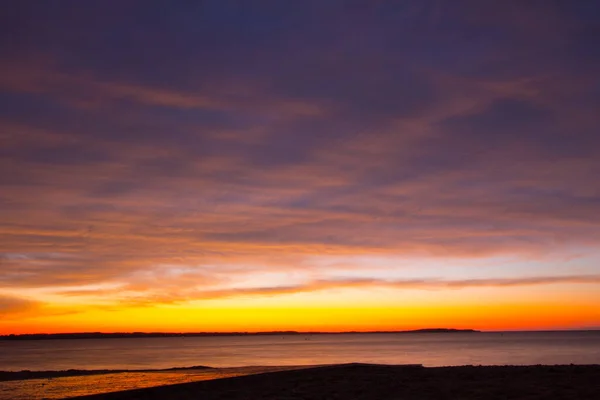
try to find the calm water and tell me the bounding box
[1,331,599,371]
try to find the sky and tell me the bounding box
[1,0,600,334]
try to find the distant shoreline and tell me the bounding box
[3,329,599,341]
[0,328,479,340]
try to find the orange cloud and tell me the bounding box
[0,295,41,316]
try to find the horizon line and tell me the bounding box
[3,328,600,338]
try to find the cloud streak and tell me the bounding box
[189,275,600,300]
[53,275,600,306]
[0,295,41,315]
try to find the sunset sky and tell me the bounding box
[1,0,600,334]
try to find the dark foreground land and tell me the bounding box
[69,363,600,400]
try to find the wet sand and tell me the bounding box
[0,366,309,399]
[14,363,597,400]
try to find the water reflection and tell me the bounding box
[0,366,306,400]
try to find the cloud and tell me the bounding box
[191,274,600,299]
[0,295,41,315]
[52,274,600,307]
[0,292,82,322]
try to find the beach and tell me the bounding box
[3,363,599,400]
[0,366,307,400]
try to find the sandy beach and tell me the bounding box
[3,363,596,400]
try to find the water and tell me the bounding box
[1,331,599,371]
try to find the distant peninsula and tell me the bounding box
[0,329,479,340]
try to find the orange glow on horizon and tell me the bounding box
[3,299,598,335]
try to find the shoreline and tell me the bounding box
[2,329,598,342]
[0,328,481,341]
[4,360,600,380]
[5,359,600,380]
[0,365,217,382]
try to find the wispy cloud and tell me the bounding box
[191,275,600,300]
[51,275,600,307]
[0,295,41,315]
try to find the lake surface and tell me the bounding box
[2,331,599,371]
